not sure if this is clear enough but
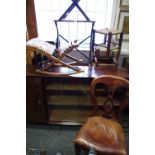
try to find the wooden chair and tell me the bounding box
[26,38,83,76]
[74,75,129,155]
[93,29,123,68]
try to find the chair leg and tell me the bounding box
[74,144,81,155]
[84,149,89,155]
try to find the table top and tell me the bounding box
[26,65,128,79]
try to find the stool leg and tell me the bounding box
[74,144,81,155]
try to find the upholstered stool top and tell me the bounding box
[74,116,127,155]
[94,29,122,35]
[26,38,56,56]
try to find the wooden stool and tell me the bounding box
[26,38,83,76]
[93,29,123,68]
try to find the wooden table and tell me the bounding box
[26,65,128,79]
[26,65,128,125]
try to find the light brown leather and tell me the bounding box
[74,116,127,155]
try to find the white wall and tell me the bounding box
[112,0,129,55]
[122,41,129,55]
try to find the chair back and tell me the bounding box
[90,75,129,122]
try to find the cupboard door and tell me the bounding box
[26,77,48,123]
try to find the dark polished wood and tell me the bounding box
[26,65,128,125]
[26,64,128,79]
[26,77,48,123]
[26,0,38,39]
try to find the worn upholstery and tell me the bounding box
[26,38,56,56]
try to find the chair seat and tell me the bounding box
[74,116,127,155]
